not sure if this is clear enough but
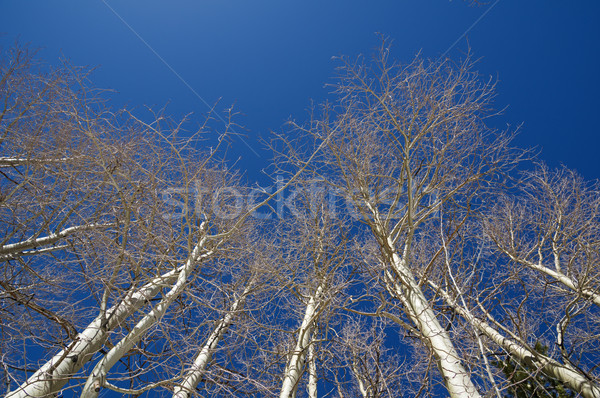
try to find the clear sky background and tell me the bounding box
[1,1,599,183]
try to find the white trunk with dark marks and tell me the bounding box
[172,283,252,398]
[280,285,323,398]
[6,266,183,398]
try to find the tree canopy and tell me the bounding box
[1,42,599,398]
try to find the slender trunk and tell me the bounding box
[350,357,370,398]
[388,250,480,398]
[280,285,324,398]
[81,239,207,398]
[172,283,253,398]
[6,266,183,398]
[307,342,318,398]
[0,157,74,167]
[364,201,480,397]
[0,224,110,257]
[517,257,600,307]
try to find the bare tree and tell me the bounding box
[394,163,600,398]
[0,44,126,395]
[274,39,519,397]
[469,165,600,397]
[485,166,600,309]
[257,181,352,398]
[2,43,333,397]
[3,39,600,398]
[0,44,258,397]
[326,318,406,398]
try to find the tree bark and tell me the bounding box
[280,285,323,398]
[80,239,208,398]
[6,266,184,398]
[172,282,253,398]
[388,250,481,398]
[434,282,600,398]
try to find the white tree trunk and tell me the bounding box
[0,224,110,258]
[434,282,600,398]
[80,239,208,398]
[280,285,323,398]
[6,266,184,398]
[350,358,370,398]
[364,197,480,398]
[513,256,600,307]
[172,283,253,398]
[307,342,318,398]
[388,249,481,398]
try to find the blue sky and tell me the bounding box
[1,1,599,182]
